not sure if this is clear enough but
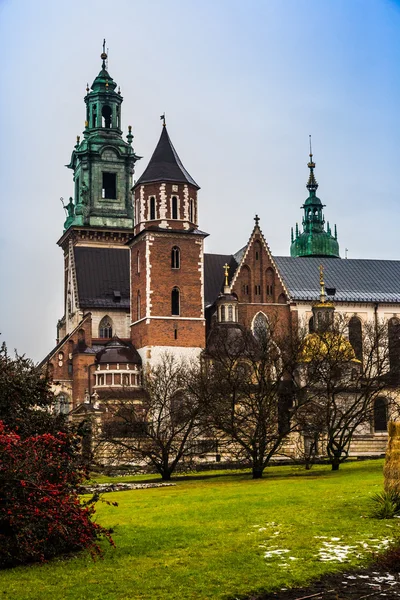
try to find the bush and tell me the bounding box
[0,421,114,568]
[369,489,400,519]
[375,537,400,571]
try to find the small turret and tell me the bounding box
[216,263,238,324]
[290,137,340,258]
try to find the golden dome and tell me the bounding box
[300,332,360,363]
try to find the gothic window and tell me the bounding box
[55,393,70,415]
[253,312,269,342]
[374,397,388,432]
[266,268,275,299]
[309,316,314,333]
[99,316,113,338]
[172,196,178,219]
[189,199,194,222]
[348,316,363,362]
[150,197,156,220]
[102,104,112,128]
[242,266,251,301]
[254,241,261,262]
[255,285,261,296]
[78,329,85,341]
[171,246,180,269]
[102,172,116,199]
[220,305,225,322]
[171,287,180,316]
[137,291,141,321]
[388,317,400,378]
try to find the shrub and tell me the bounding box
[375,537,400,571]
[0,421,114,568]
[384,421,400,494]
[369,489,400,519]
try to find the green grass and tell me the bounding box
[1,460,399,600]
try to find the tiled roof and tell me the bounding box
[74,247,130,308]
[274,256,400,303]
[133,126,199,189]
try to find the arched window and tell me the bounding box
[254,241,261,262]
[171,246,180,269]
[171,287,180,316]
[241,265,251,300]
[277,293,286,304]
[388,317,400,378]
[220,305,225,322]
[374,397,388,432]
[102,104,112,128]
[78,328,85,341]
[228,305,233,321]
[172,196,178,219]
[137,251,140,274]
[309,316,314,333]
[266,268,274,299]
[137,291,141,321]
[99,316,113,338]
[150,196,156,220]
[189,199,194,223]
[348,316,363,362]
[92,104,97,127]
[253,312,269,342]
[55,393,70,415]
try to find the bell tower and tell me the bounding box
[130,122,207,365]
[64,41,140,232]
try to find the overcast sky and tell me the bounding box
[1,0,400,362]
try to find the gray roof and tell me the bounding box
[74,247,130,308]
[133,126,199,189]
[204,253,238,306]
[274,256,400,303]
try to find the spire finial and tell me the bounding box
[160,113,166,127]
[307,135,318,192]
[223,263,230,287]
[319,264,326,303]
[254,214,260,226]
[86,82,89,93]
[101,39,108,69]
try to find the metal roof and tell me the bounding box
[74,247,130,309]
[274,256,400,303]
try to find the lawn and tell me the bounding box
[0,460,398,600]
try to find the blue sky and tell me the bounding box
[1,0,399,361]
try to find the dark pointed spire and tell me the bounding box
[134,125,199,189]
[101,39,107,70]
[307,135,318,192]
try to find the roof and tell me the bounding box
[204,253,238,306]
[134,126,199,189]
[274,256,400,303]
[74,247,130,308]
[96,337,142,365]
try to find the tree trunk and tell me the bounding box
[252,467,264,479]
[331,461,340,471]
[161,470,172,481]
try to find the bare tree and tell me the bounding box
[96,353,203,480]
[198,319,308,479]
[297,315,394,471]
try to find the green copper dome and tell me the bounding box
[290,147,340,258]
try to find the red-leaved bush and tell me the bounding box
[0,421,114,568]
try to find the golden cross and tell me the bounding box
[223,263,230,287]
[319,264,325,302]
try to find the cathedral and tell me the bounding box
[42,46,400,456]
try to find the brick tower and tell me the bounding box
[130,122,207,364]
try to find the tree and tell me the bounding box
[97,353,203,480]
[0,342,66,437]
[298,315,394,471]
[199,319,307,479]
[0,421,114,567]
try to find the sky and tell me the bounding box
[1,0,400,362]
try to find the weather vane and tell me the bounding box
[160,113,166,127]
